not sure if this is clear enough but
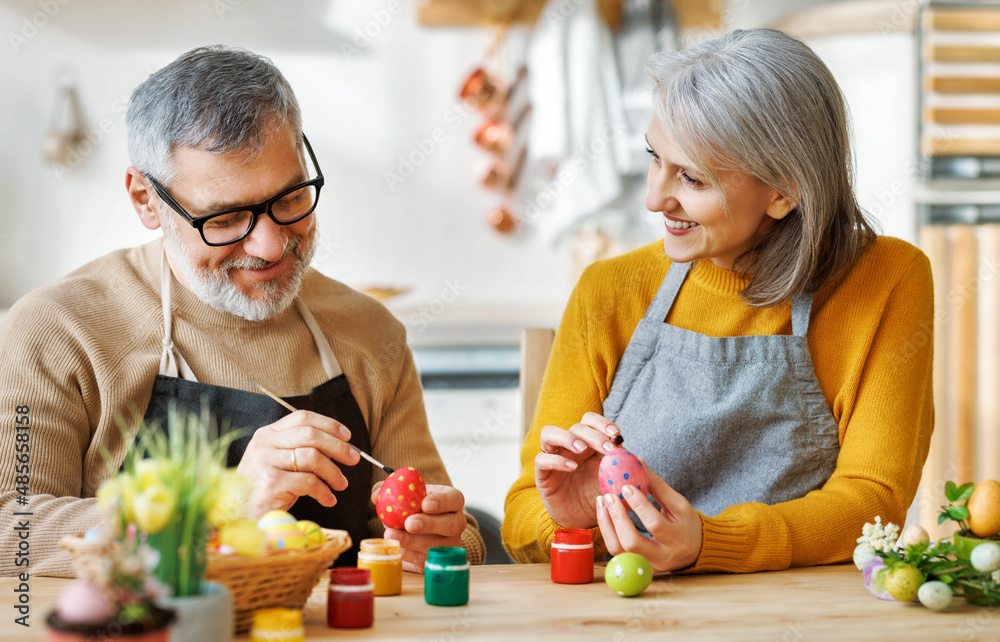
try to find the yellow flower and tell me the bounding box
[134,459,163,491]
[97,473,136,524]
[206,469,251,528]
[132,484,175,534]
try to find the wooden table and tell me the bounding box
[4,563,1000,641]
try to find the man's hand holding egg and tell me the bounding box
[371,468,467,573]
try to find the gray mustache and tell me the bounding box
[222,236,302,272]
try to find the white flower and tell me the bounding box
[857,516,903,554]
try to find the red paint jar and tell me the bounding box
[327,568,374,629]
[550,528,594,584]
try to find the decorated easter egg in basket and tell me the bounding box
[377,467,426,529]
[598,446,649,509]
[258,510,308,551]
[297,520,326,548]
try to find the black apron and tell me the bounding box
[137,252,372,566]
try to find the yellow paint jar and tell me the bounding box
[357,538,403,596]
[251,607,304,642]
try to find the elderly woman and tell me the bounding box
[503,29,933,573]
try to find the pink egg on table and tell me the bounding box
[55,580,114,624]
[598,447,649,510]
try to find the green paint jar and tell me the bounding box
[424,547,469,606]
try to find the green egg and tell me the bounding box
[604,553,653,597]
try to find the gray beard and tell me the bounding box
[161,213,317,322]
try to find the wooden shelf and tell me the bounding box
[925,107,1000,125]
[416,0,624,30]
[923,136,1000,157]
[416,0,722,32]
[926,76,1000,94]
[926,44,1000,64]
[925,7,1000,32]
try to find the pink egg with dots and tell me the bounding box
[598,447,648,509]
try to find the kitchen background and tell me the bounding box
[1,0,984,555]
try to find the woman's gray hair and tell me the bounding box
[646,29,877,307]
[127,45,302,186]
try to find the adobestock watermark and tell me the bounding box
[384,98,479,191]
[7,0,72,54]
[50,64,159,182]
[609,582,677,641]
[50,115,121,182]
[878,0,919,38]
[213,0,243,20]
[542,0,586,26]
[513,119,626,232]
[912,461,963,529]
[339,0,404,59]
[888,253,1000,371]
[679,0,749,49]
[424,606,474,642]
[443,405,513,476]
[407,277,468,335]
[310,231,341,266]
[775,619,805,642]
[955,603,999,640]
[863,134,957,220]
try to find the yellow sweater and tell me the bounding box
[0,239,483,577]
[503,237,934,573]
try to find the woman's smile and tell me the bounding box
[664,213,701,234]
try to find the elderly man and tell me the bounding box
[0,45,483,577]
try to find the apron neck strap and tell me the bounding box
[643,260,691,324]
[158,247,343,382]
[644,260,814,337]
[159,248,198,382]
[294,298,343,379]
[790,293,814,338]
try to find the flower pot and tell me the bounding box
[47,629,168,642]
[963,585,1000,607]
[953,534,985,561]
[951,534,1000,606]
[158,580,233,642]
[46,604,174,642]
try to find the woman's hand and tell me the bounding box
[535,412,620,529]
[596,464,702,572]
[236,410,360,518]
[371,482,467,573]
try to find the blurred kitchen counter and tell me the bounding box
[386,302,563,348]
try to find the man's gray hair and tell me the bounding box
[126,45,302,186]
[646,29,876,307]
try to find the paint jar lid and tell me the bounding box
[329,568,372,586]
[253,607,302,632]
[426,546,467,567]
[359,538,401,557]
[553,529,593,547]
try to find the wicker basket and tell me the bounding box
[60,528,351,634]
[208,528,351,633]
[59,534,120,584]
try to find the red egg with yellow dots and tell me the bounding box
[598,447,648,510]
[376,467,427,529]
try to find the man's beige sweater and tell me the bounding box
[0,239,483,576]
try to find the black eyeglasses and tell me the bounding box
[146,135,325,247]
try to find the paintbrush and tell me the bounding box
[251,381,395,475]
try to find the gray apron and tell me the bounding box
[137,251,372,565]
[602,261,840,518]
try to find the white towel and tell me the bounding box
[524,0,629,242]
